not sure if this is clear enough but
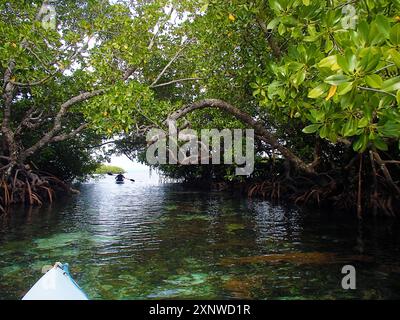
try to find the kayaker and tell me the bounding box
[115,172,126,182]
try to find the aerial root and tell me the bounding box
[248,179,283,201]
[0,167,71,211]
[245,161,400,217]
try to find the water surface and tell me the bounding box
[1,175,400,299]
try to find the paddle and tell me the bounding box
[110,173,134,182]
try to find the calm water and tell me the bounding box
[1,175,400,300]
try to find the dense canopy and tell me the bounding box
[1,0,400,216]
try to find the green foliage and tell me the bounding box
[3,0,400,185]
[0,0,199,140]
[0,0,204,181]
[27,126,105,182]
[140,0,400,182]
[244,0,400,153]
[31,140,102,182]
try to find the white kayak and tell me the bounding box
[22,262,89,300]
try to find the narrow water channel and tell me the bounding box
[1,175,400,299]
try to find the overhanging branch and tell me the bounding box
[51,123,88,143]
[166,99,315,174]
[150,41,190,87]
[23,89,104,158]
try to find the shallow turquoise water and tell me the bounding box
[1,175,400,299]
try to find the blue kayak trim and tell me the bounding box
[59,263,90,300]
[22,262,89,300]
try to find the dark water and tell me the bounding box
[1,175,400,300]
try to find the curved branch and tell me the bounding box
[50,123,88,143]
[10,71,57,87]
[23,90,104,159]
[150,42,189,87]
[166,99,315,174]
[372,151,400,196]
[15,108,44,136]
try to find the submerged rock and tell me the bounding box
[223,278,252,299]
[220,252,374,266]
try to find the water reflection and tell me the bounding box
[250,201,302,247]
[1,175,400,299]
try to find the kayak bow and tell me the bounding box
[22,262,89,300]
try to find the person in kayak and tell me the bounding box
[115,172,126,182]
